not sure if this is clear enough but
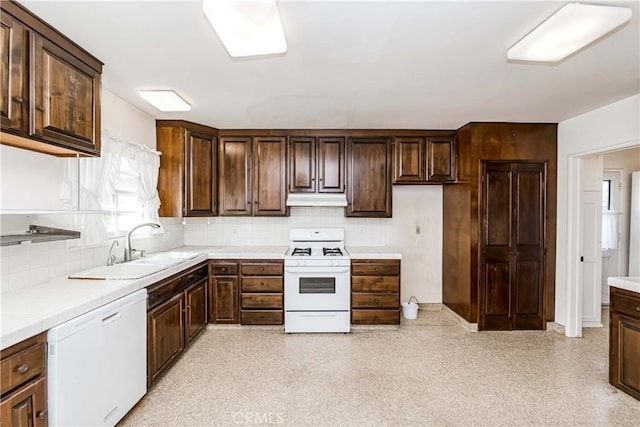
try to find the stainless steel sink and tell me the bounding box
[68,251,201,280]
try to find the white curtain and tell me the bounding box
[602,211,618,250]
[60,130,161,244]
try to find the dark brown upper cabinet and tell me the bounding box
[428,136,456,182]
[346,137,392,218]
[289,136,345,193]
[393,136,456,184]
[219,135,287,216]
[0,1,102,157]
[156,120,218,217]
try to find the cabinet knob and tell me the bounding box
[636,306,640,312]
[37,410,48,420]
[37,105,45,111]
[221,267,226,271]
[13,96,24,103]
[17,364,29,374]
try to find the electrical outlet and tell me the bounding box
[416,225,421,234]
[231,226,238,235]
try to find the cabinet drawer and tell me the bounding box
[351,263,399,276]
[241,293,283,309]
[241,310,283,325]
[352,276,399,293]
[351,309,400,325]
[1,343,45,395]
[210,262,238,276]
[241,263,283,276]
[241,277,283,292]
[352,293,399,309]
[612,292,640,320]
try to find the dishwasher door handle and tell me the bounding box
[102,311,122,326]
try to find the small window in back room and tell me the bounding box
[602,179,612,211]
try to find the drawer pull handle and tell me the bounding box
[37,410,48,420]
[18,364,29,374]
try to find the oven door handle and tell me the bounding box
[285,268,350,275]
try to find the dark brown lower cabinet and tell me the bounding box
[0,333,47,427]
[147,262,208,387]
[609,287,640,400]
[351,260,401,325]
[240,260,284,325]
[210,261,240,324]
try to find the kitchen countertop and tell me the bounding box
[347,246,402,260]
[608,276,640,294]
[1,245,287,350]
[1,244,399,349]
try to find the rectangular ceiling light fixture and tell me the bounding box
[202,0,287,58]
[507,3,632,63]
[140,90,191,112]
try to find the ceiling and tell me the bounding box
[20,0,640,130]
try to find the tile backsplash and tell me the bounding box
[0,218,184,293]
[183,207,387,246]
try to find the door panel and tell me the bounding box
[185,278,207,345]
[0,13,28,133]
[481,161,545,330]
[485,168,512,246]
[318,137,345,192]
[346,137,392,217]
[516,172,542,246]
[210,276,238,323]
[253,137,287,215]
[580,155,603,326]
[515,261,540,315]
[289,137,315,193]
[484,262,510,316]
[186,132,216,216]
[219,137,252,215]
[393,137,425,183]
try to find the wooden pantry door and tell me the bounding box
[480,161,546,330]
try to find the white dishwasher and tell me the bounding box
[47,289,147,427]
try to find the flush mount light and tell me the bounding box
[507,3,632,63]
[202,0,287,58]
[139,90,191,112]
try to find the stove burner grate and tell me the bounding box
[323,247,344,256]
[291,247,312,256]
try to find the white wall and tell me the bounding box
[0,90,185,293]
[556,94,640,329]
[184,186,443,303]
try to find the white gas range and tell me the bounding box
[284,228,351,333]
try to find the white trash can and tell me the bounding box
[401,296,419,320]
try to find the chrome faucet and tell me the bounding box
[124,222,161,262]
[107,240,120,266]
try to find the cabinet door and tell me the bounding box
[0,12,28,133]
[219,137,252,215]
[609,311,640,400]
[210,276,238,323]
[480,162,545,330]
[346,137,392,217]
[147,293,184,385]
[318,137,345,193]
[31,35,100,155]
[0,376,47,427]
[184,278,208,346]
[253,136,287,216]
[428,137,456,182]
[393,137,426,183]
[186,131,217,216]
[289,136,315,193]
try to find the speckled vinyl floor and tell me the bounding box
[119,308,639,427]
